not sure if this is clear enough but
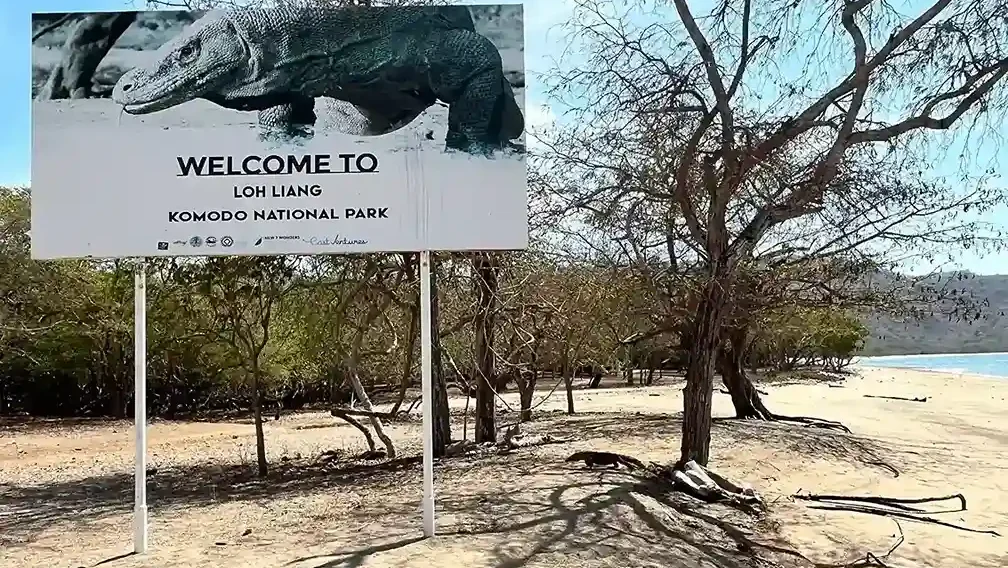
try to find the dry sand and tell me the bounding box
[1,366,1006,568]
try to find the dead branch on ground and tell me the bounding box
[795,492,965,512]
[793,491,999,537]
[863,395,928,403]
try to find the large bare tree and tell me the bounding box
[537,0,1008,466]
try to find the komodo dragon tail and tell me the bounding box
[499,77,525,141]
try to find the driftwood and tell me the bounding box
[563,451,764,506]
[863,395,928,403]
[668,460,764,506]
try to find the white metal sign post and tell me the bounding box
[133,261,148,554]
[419,251,435,537]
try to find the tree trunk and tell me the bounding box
[251,363,268,477]
[39,13,136,100]
[347,371,396,458]
[518,368,538,422]
[719,326,773,419]
[429,254,451,457]
[563,363,575,415]
[330,409,377,452]
[389,301,418,414]
[473,254,497,443]
[390,254,420,415]
[680,275,727,467]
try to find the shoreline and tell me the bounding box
[853,352,1008,379]
[856,350,1008,360]
[854,363,1008,381]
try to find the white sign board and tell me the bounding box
[30,5,528,259]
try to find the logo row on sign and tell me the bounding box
[157,236,239,250]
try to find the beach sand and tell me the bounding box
[1,366,1005,568]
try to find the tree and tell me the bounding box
[472,253,499,443]
[540,0,1008,465]
[34,13,137,100]
[176,256,299,476]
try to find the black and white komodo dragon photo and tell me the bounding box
[110,6,525,155]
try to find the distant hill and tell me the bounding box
[862,273,1008,356]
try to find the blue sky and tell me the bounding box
[6,0,1008,274]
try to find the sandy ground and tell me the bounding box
[2,366,1006,568]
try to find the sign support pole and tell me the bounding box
[419,250,435,537]
[133,260,148,554]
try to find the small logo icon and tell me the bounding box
[254,237,263,246]
[206,236,217,247]
[172,239,186,246]
[221,236,234,247]
[157,241,169,251]
[189,236,203,247]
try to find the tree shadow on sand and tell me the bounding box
[288,472,813,568]
[541,411,906,479]
[0,453,423,540]
[3,411,919,568]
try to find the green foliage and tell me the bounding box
[1,186,888,418]
[751,307,868,371]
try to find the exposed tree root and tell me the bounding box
[765,414,852,432]
[716,413,852,433]
[863,395,928,403]
[794,491,1000,537]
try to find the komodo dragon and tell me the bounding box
[111,6,524,154]
[566,451,646,470]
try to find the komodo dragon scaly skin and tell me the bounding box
[111,6,524,154]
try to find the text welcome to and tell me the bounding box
[176,153,380,177]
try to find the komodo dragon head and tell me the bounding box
[112,11,273,114]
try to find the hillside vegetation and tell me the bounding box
[864,273,1008,355]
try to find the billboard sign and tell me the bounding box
[30,5,528,259]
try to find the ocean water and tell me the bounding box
[856,352,1008,378]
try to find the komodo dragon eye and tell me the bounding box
[177,39,201,64]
